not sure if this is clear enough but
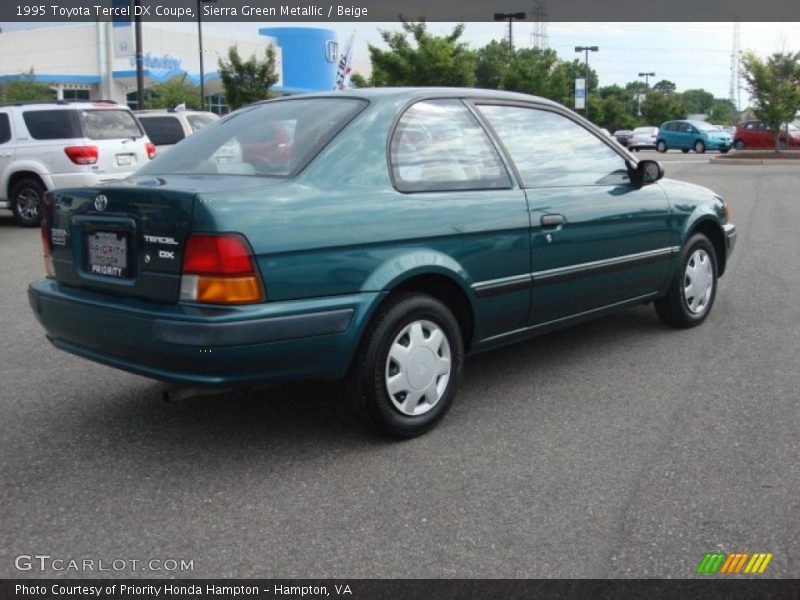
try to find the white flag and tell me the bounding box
[334,32,356,90]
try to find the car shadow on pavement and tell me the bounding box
[64,303,665,454]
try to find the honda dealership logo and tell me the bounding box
[325,40,338,63]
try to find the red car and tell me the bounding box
[733,120,800,150]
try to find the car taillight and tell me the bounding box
[145,142,156,159]
[40,209,54,278]
[180,234,264,304]
[64,145,99,165]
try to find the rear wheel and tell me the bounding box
[720,148,730,154]
[779,139,787,150]
[656,140,667,153]
[694,140,706,153]
[347,293,463,438]
[655,233,718,328]
[10,178,45,227]
[734,139,745,150]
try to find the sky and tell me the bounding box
[2,20,798,109]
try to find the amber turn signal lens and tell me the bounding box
[195,276,264,304]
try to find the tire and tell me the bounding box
[720,148,730,154]
[779,139,787,150]
[347,293,464,439]
[694,140,706,154]
[656,140,667,153]
[734,139,745,150]
[655,233,718,329]
[10,178,45,227]
[681,148,690,154]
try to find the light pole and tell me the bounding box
[575,45,598,121]
[134,0,144,110]
[637,72,655,117]
[197,0,217,111]
[494,12,526,52]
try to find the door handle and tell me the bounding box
[540,214,564,227]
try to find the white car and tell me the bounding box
[135,108,218,154]
[628,126,659,151]
[0,101,154,226]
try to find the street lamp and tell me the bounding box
[638,72,655,87]
[637,72,655,116]
[574,46,598,121]
[197,0,217,112]
[494,12,526,51]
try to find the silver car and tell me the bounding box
[629,126,659,151]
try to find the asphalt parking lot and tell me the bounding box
[1,157,798,579]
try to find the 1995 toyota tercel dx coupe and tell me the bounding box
[29,88,736,438]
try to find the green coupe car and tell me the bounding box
[29,88,736,438]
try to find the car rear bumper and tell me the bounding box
[28,278,382,387]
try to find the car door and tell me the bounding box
[0,111,14,199]
[474,103,674,326]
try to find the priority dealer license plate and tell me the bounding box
[87,231,128,278]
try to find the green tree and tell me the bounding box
[679,88,715,115]
[367,20,475,87]
[0,69,54,103]
[741,50,800,151]
[708,98,738,124]
[349,73,369,88]
[642,92,688,125]
[593,95,638,131]
[653,79,676,96]
[502,48,566,101]
[474,39,511,90]
[146,74,200,110]
[218,45,279,111]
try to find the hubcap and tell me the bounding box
[16,188,40,220]
[683,249,714,314]
[385,319,451,416]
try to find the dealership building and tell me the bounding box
[0,23,339,112]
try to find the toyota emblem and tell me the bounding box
[94,194,108,211]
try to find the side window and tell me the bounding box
[679,123,693,133]
[744,122,755,130]
[22,110,82,140]
[664,123,676,132]
[390,99,511,193]
[0,113,11,144]
[139,116,186,145]
[477,104,630,188]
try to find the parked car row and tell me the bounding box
[0,100,218,226]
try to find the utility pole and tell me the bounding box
[494,12,526,52]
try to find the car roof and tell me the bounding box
[0,100,125,111]
[253,87,563,108]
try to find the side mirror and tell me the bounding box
[632,159,664,186]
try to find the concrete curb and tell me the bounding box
[710,157,800,165]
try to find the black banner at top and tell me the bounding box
[3,0,800,22]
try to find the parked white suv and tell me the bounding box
[0,101,154,226]
[135,108,218,154]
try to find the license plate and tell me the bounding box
[87,231,128,278]
[116,154,134,166]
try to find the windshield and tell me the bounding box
[137,98,367,178]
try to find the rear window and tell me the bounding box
[635,127,657,134]
[22,110,82,140]
[138,116,185,145]
[81,109,142,140]
[186,114,218,131]
[137,98,367,178]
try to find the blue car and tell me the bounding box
[656,120,732,154]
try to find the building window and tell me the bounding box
[206,94,228,115]
[63,89,90,101]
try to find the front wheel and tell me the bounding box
[655,233,718,328]
[347,293,464,438]
[10,178,45,227]
[694,140,706,154]
[656,140,667,153]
